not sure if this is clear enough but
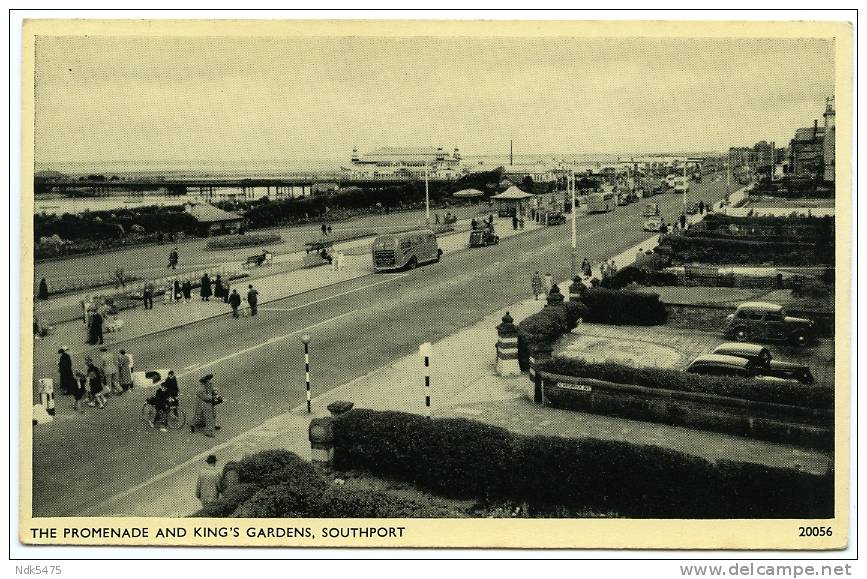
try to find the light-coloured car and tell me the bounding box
[643,215,663,232]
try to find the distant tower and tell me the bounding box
[823,96,835,182]
[351,147,360,164]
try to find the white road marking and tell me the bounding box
[257,274,407,313]
[176,309,356,379]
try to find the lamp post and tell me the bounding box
[424,166,430,227]
[301,334,311,413]
[570,168,577,278]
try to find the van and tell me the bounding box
[372,229,442,272]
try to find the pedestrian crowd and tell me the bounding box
[56,345,134,412]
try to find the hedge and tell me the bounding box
[658,235,833,266]
[600,266,679,290]
[191,483,260,518]
[331,409,833,518]
[579,288,668,325]
[516,300,586,369]
[538,357,833,410]
[237,449,326,490]
[205,233,282,250]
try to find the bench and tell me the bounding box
[244,252,273,268]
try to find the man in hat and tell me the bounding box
[191,374,220,437]
[57,347,76,395]
[246,284,259,316]
[196,455,221,507]
[228,289,242,318]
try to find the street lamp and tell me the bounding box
[569,168,577,278]
[424,166,430,227]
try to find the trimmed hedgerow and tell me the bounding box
[600,266,681,290]
[237,449,326,490]
[579,288,668,325]
[205,233,282,250]
[331,409,833,518]
[538,357,833,410]
[658,235,833,266]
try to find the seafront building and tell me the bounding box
[344,146,463,179]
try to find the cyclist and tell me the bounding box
[149,371,179,431]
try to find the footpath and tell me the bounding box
[83,225,831,518]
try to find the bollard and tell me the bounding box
[420,342,432,418]
[495,312,521,377]
[527,344,552,404]
[302,334,311,413]
[545,284,565,307]
[38,378,56,417]
[568,277,585,302]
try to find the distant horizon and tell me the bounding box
[34,35,831,168]
[35,149,727,174]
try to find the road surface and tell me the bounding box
[30,176,728,516]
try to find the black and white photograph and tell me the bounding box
[14,15,853,551]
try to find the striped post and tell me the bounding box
[495,312,521,377]
[420,342,433,418]
[302,334,311,413]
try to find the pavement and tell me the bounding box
[29,173,753,517]
[78,215,830,518]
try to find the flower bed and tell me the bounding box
[205,233,282,250]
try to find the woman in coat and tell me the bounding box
[117,349,133,392]
[213,275,224,301]
[181,279,192,302]
[200,274,212,302]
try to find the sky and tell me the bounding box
[33,35,835,169]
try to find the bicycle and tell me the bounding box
[141,397,186,430]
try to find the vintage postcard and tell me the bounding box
[17,18,852,549]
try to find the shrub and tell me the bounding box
[190,483,260,518]
[516,305,570,369]
[538,357,833,410]
[205,233,282,250]
[237,449,325,490]
[579,288,668,325]
[331,409,833,518]
[230,484,307,518]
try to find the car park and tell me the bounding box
[723,301,815,347]
[712,342,815,384]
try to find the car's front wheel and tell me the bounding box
[733,327,750,342]
[790,330,809,347]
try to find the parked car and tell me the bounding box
[685,354,801,384]
[643,215,663,232]
[468,229,499,248]
[544,211,567,225]
[685,354,758,378]
[711,342,815,384]
[723,301,815,347]
[642,202,660,217]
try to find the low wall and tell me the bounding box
[539,371,833,450]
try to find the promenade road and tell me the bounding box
[28,176,728,517]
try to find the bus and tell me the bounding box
[372,229,442,272]
[586,192,617,213]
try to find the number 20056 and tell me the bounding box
[799,526,832,537]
